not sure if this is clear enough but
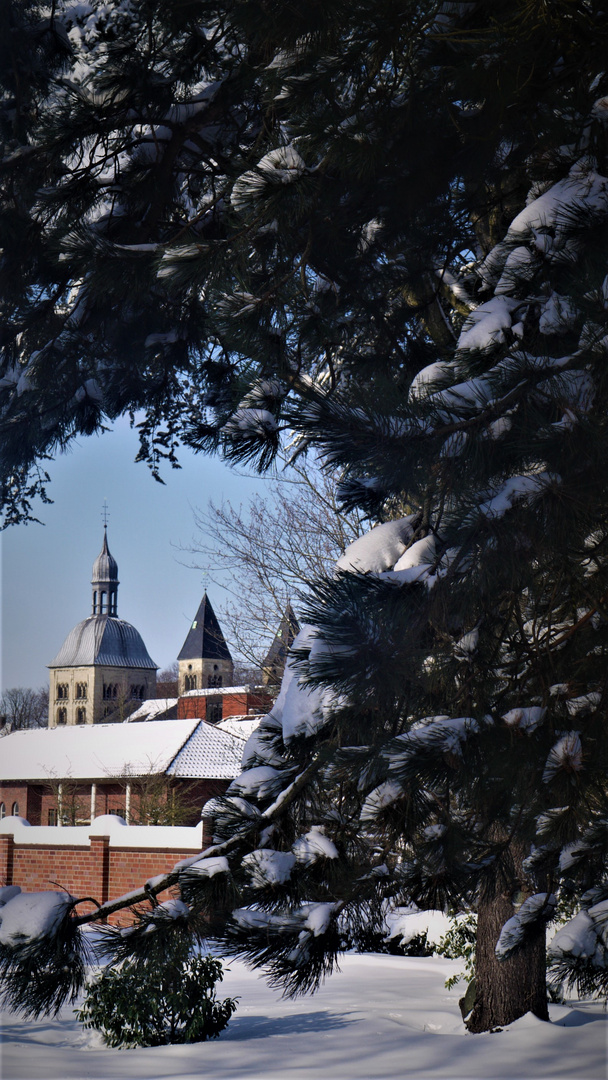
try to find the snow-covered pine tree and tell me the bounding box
[3,0,608,1036]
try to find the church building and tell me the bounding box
[47,529,157,726]
[177,592,234,699]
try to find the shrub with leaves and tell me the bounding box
[77,945,237,1048]
[435,914,478,991]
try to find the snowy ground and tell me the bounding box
[1,954,606,1080]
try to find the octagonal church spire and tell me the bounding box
[91,526,119,616]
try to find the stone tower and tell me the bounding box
[177,593,234,696]
[48,529,157,726]
[262,604,300,686]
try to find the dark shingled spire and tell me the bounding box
[177,593,233,663]
[262,604,300,685]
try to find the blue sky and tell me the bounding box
[0,417,268,691]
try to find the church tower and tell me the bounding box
[177,593,234,697]
[48,529,157,726]
[262,604,300,686]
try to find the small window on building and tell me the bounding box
[103,705,112,718]
[76,682,87,700]
[11,802,19,816]
[57,708,67,725]
[185,674,197,691]
[206,699,222,724]
[76,707,86,724]
[100,590,107,614]
[207,674,222,688]
[56,683,69,700]
[103,683,118,700]
[48,808,57,826]
[130,684,145,700]
[0,802,5,820]
[109,807,125,818]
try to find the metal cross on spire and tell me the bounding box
[101,500,110,528]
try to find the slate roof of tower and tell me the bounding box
[262,604,300,670]
[49,616,157,669]
[92,528,118,583]
[177,593,233,663]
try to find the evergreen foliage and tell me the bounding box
[77,937,237,1047]
[3,0,608,1033]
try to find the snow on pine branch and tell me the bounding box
[231,145,308,214]
[495,893,556,960]
[0,888,74,948]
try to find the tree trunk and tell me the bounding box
[465,849,549,1032]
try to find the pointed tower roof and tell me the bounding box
[262,604,300,684]
[92,527,119,585]
[177,594,233,663]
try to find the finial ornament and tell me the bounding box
[101,500,110,527]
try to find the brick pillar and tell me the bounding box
[89,835,110,906]
[0,834,14,886]
[201,820,213,849]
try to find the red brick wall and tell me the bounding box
[0,833,202,926]
[177,690,272,720]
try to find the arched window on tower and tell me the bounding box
[208,665,222,688]
[76,683,87,700]
[103,683,118,700]
[100,591,107,614]
[57,708,67,725]
[185,674,197,691]
[56,683,69,700]
[12,802,19,816]
[76,708,86,724]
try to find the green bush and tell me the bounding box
[77,950,238,1047]
[435,913,477,990]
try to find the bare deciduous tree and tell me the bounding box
[0,687,49,733]
[183,459,365,668]
[155,663,179,698]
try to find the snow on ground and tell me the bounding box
[1,954,605,1080]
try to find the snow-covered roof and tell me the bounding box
[167,720,245,779]
[0,719,201,781]
[126,698,178,722]
[217,715,263,741]
[181,684,260,697]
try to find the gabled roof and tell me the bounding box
[0,719,200,781]
[0,717,246,782]
[177,593,232,663]
[126,698,178,722]
[217,716,262,741]
[167,721,245,779]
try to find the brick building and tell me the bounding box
[0,717,249,828]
